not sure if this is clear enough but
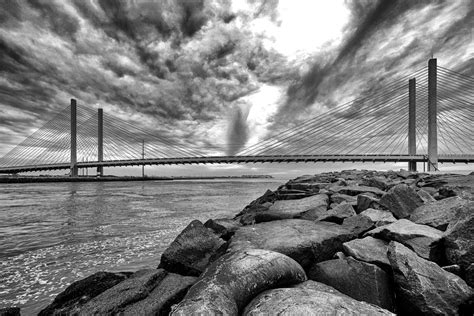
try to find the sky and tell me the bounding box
[0,0,473,176]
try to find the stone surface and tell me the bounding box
[228,219,353,269]
[379,184,424,218]
[170,249,306,315]
[330,185,386,197]
[120,272,196,315]
[443,202,474,270]
[255,194,328,222]
[361,176,391,191]
[357,194,381,213]
[79,269,166,315]
[410,196,469,230]
[466,263,474,288]
[420,174,474,201]
[342,236,390,268]
[204,218,241,240]
[365,219,444,262]
[342,214,375,237]
[308,257,394,310]
[330,193,357,206]
[0,307,21,316]
[388,241,473,316]
[442,264,462,276]
[359,208,397,226]
[38,271,130,316]
[158,220,225,276]
[320,202,356,223]
[417,189,437,203]
[243,280,394,315]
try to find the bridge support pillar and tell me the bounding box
[408,78,417,171]
[70,99,78,177]
[428,58,438,171]
[97,108,104,177]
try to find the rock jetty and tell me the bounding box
[32,170,473,315]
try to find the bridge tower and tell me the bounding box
[70,99,78,177]
[97,108,104,176]
[408,78,416,171]
[427,58,438,171]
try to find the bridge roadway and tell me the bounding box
[0,154,473,174]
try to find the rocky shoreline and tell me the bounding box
[4,169,473,315]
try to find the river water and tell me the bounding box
[0,179,283,315]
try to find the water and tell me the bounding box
[0,179,282,315]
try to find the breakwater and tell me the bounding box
[6,169,473,315]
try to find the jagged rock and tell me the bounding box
[342,214,375,237]
[308,257,394,310]
[320,202,356,223]
[171,249,306,315]
[243,280,394,315]
[285,182,324,192]
[388,241,473,316]
[342,236,390,268]
[38,271,130,315]
[466,263,474,288]
[330,185,385,197]
[442,264,462,276]
[410,197,469,230]
[204,218,241,240]
[228,219,353,269]
[365,219,444,262]
[417,189,437,203]
[359,208,397,226]
[331,193,357,206]
[266,194,329,221]
[78,269,166,315]
[379,184,424,218]
[158,220,225,276]
[361,176,391,191]
[120,272,196,315]
[443,202,474,270]
[0,307,20,316]
[333,251,346,259]
[357,194,381,213]
[420,174,474,201]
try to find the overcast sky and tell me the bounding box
[0,0,472,176]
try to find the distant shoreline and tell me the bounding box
[0,175,274,183]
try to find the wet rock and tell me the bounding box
[79,269,166,315]
[171,249,306,315]
[410,197,469,230]
[0,307,20,316]
[330,193,357,206]
[38,271,130,315]
[365,219,444,262]
[120,272,196,315]
[359,208,397,226]
[204,218,241,240]
[342,214,375,237]
[388,241,473,316]
[320,202,356,223]
[243,280,394,315]
[158,220,225,276]
[228,219,353,269]
[342,236,390,268]
[331,185,385,197]
[308,257,394,310]
[443,202,474,270]
[379,184,424,218]
[357,194,381,213]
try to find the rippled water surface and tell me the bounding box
[0,179,282,314]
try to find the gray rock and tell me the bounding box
[158,220,225,276]
[320,202,356,223]
[361,176,391,191]
[417,189,437,203]
[204,218,241,240]
[442,264,461,276]
[38,271,130,315]
[357,193,381,213]
[342,214,375,237]
[171,249,306,315]
[255,194,328,222]
[120,272,196,315]
[359,208,397,226]
[0,307,21,316]
[365,219,444,262]
[465,263,474,288]
[308,257,394,310]
[331,185,386,197]
[342,236,390,268]
[79,269,166,316]
[331,193,357,205]
[379,184,424,218]
[228,219,353,269]
[388,241,473,316]
[243,280,394,315]
[410,196,469,230]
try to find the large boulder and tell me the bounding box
[410,197,469,230]
[228,219,353,269]
[38,271,130,315]
[204,218,241,240]
[158,220,225,276]
[171,249,306,315]
[243,281,394,315]
[379,184,424,218]
[365,219,444,262]
[342,214,376,237]
[330,193,357,206]
[342,236,390,268]
[361,176,392,191]
[330,185,385,197]
[308,257,394,310]
[420,174,474,201]
[359,208,397,227]
[388,241,473,316]
[320,202,356,223]
[0,307,21,316]
[357,194,381,213]
[78,269,167,315]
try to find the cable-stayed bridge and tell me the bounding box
[0,59,472,176]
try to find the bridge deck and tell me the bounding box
[0,154,472,174]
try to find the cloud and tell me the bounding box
[226,104,250,156]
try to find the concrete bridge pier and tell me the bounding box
[70,99,78,177]
[97,108,104,177]
[428,58,438,171]
[408,78,416,171]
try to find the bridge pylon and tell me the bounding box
[97,108,104,177]
[70,99,78,177]
[408,78,416,171]
[427,58,438,171]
